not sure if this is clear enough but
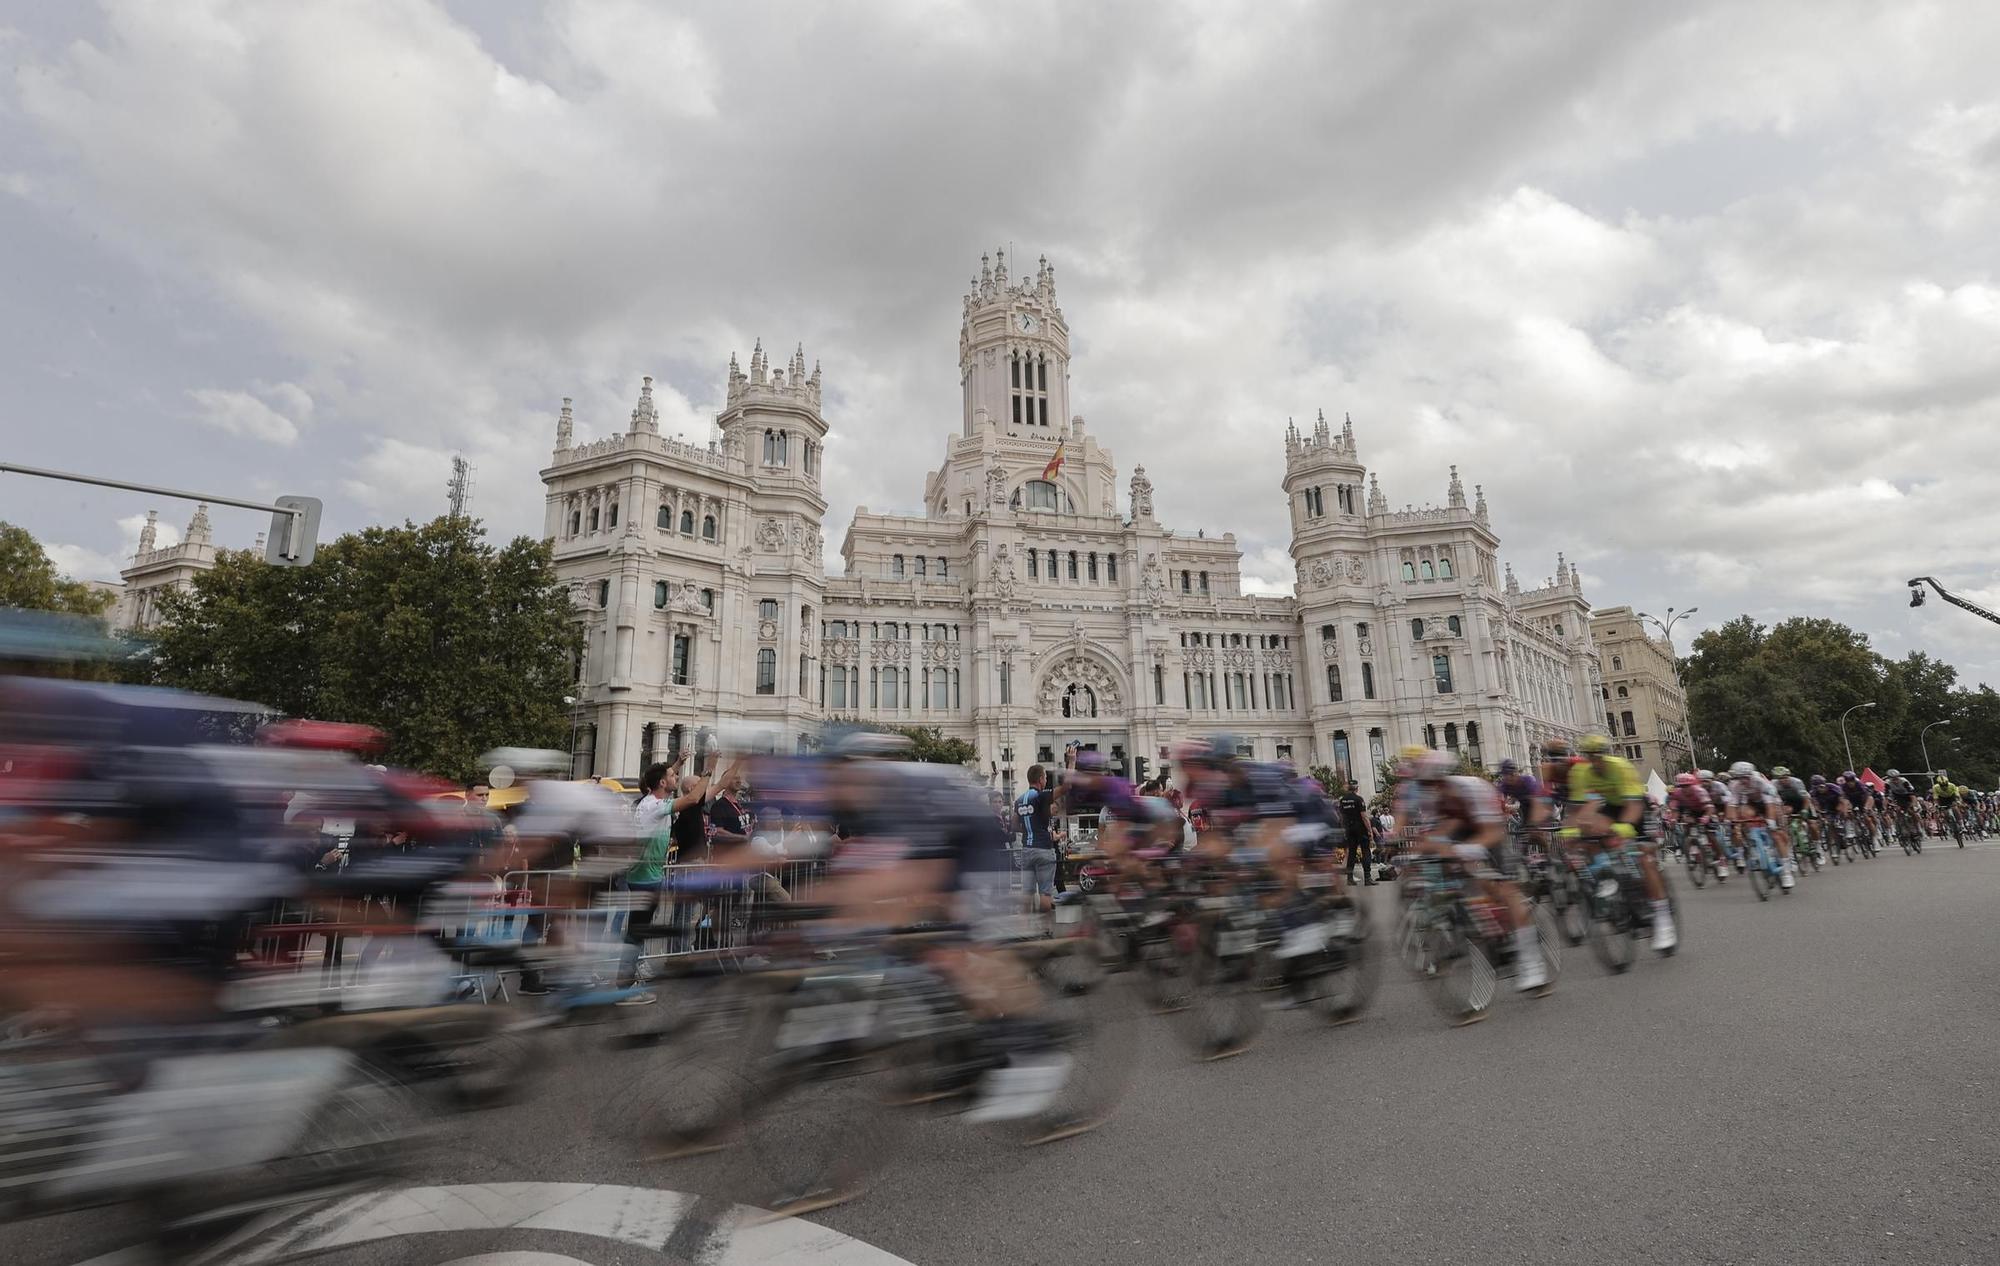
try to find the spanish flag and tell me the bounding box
[1042,437,1066,481]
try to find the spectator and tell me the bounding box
[1015,764,1059,914]
[1336,782,1376,885]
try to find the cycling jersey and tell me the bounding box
[1667,784,1712,818]
[1775,776,1809,810]
[1885,777,1916,804]
[1567,755,1646,808]
[1497,772,1544,808]
[1810,782,1845,813]
[1838,777,1872,809]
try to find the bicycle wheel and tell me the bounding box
[636,975,762,1158]
[1585,887,1636,974]
[1306,904,1380,1026]
[1685,843,1708,888]
[1746,852,1771,901]
[990,944,1141,1145]
[1415,920,1495,1025]
[732,986,913,1216]
[1168,918,1266,1059]
[1556,867,1590,946]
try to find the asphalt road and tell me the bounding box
[16,839,1999,1266]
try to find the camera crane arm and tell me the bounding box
[1908,577,2000,628]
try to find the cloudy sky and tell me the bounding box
[5,0,1998,686]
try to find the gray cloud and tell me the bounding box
[5,0,1998,686]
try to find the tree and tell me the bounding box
[0,522,115,619]
[146,516,578,783]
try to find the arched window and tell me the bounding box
[1445,723,1459,752]
[568,510,581,536]
[1026,551,1038,578]
[1401,561,1416,582]
[892,554,905,577]
[653,581,668,609]
[1062,684,1098,718]
[932,668,950,711]
[759,599,777,621]
[1432,653,1454,694]
[595,580,610,608]
[936,557,947,576]
[1199,571,1209,594]
[1320,624,1336,644]
[1067,551,1079,580]
[680,509,695,534]
[1612,656,1623,671]
[1181,570,1192,593]
[755,648,776,695]
[1016,480,1063,511]
[776,431,790,465]
[1327,663,1342,702]
[655,505,671,530]
[1087,552,1099,581]
[1420,559,1435,581]
[1616,685,1629,698]
[914,556,927,577]
[701,588,714,613]
[763,429,776,464]
[1437,553,1454,579]
[1411,617,1425,640]
[701,515,717,540]
[1447,615,1462,636]
[588,507,600,532]
[607,503,619,528]
[1107,555,1118,582]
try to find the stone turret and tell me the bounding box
[555,397,574,452]
[629,377,658,436]
[137,510,158,556]
[1448,465,1466,509]
[185,503,211,546]
[1367,473,1386,514]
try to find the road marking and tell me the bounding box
[73,1182,916,1266]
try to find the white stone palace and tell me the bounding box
[541,250,1600,792]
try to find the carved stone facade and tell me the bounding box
[545,252,1600,792]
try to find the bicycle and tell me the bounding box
[1741,821,1788,900]
[1788,814,1823,873]
[1581,841,1679,973]
[1396,855,1561,1026]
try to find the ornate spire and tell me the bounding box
[185,503,211,545]
[1367,472,1386,514]
[1555,551,1569,586]
[750,338,767,384]
[1505,564,1520,596]
[1448,465,1466,509]
[555,397,574,450]
[979,252,992,297]
[629,376,658,435]
[1284,415,1300,455]
[993,246,1008,287]
[1474,483,1488,523]
[791,343,806,382]
[1342,411,1355,453]
[137,509,158,555]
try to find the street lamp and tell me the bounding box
[1840,701,1876,774]
[563,694,581,778]
[1638,606,1698,772]
[1920,719,1949,775]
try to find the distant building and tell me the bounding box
[1588,605,1692,776]
[113,504,234,631]
[542,249,1603,791]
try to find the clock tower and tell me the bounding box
[959,248,1072,438]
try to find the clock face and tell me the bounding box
[1015,312,1039,333]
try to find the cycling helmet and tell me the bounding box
[1729,760,1756,779]
[1810,773,1826,785]
[1498,758,1519,778]
[1697,769,1714,781]
[1072,749,1108,774]
[1675,772,1698,787]
[1841,770,1856,780]
[1887,769,1901,778]
[1412,749,1457,782]
[1772,766,1790,778]
[831,730,914,759]
[1579,734,1611,756]
[1542,739,1573,759]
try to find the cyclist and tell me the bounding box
[1665,772,1717,869]
[1884,770,1919,844]
[817,734,1069,1122]
[1563,735,1677,951]
[1726,760,1792,889]
[1407,748,1552,992]
[1932,774,1963,842]
[1772,766,1810,860]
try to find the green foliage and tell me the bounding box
[1306,763,1342,794]
[0,522,115,618]
[838,722,979,766]
[1684,615,1997,787]
[144,516,579,783]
